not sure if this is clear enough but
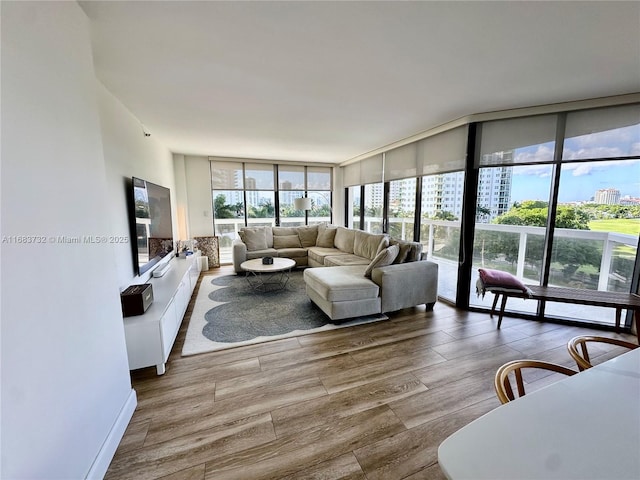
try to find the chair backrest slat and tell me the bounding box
[495,360,577,404]
[567,336,638,371]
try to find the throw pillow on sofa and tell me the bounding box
[316,224,337,248]
[239,227,268,251]
[364,244,400,278]
[297,225,319,247]
[273,234,302,249]
[390,238,423,263]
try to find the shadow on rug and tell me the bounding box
[182,270,387,356]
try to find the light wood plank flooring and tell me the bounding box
[106,266,636,480]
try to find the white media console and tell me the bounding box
[123,252,201,375]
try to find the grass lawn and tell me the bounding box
[589,218,640,236]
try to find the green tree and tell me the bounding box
[555,206,591,229]
[248,199,275,218]
[434,210,457,221]
[494,202,590,230]
[476,205,491,222]
[213,194,242,219]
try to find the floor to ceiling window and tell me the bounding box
[364,183,384,234]
[210,161,245,263]
[388,178,417,240]
[469,104,640,328]
[416,126,468,303]
[544,105,640,324]
[342,153,384,234]
[421,171,465,302]
[278,166,305,227]
[306,166,333,225]
[470,114,558,314]
[211,160,333,262]
[384,143,419,239]
[244,163,276,228]
[347,186,361,229]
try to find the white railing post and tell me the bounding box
[598,233,614,291]
[428,222,434,258]
[517,232,527,278]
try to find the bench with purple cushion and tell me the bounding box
[477,268,640,342]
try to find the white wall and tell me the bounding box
[96,83,177,289]
[1,2,134,478]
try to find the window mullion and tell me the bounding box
[540,113,567,289]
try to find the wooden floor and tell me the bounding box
[106,266,636,480]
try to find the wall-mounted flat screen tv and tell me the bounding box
[129,177,174,276]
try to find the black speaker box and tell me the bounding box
[121,283,154,317]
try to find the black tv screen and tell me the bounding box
[130,177,174,276]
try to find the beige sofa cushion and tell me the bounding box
[273,234,302,249]
[303,266,379,302]
[246,248,277,260]
[277,247,307,259]
[325,254,371,267]
[354,230,388,260]
[307,246,347,265]
[334,226,355,254]
[297,225,319,247]
[316,224,337,248]
[364,244,400,278]
[273,226,298,237]
[238,228,268,251]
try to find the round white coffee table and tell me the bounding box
[240,257,296,292]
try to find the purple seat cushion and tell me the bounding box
[478,268,529,294]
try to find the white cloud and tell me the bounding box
[563,124,640,159]
[513,164,553,177]
[569,163,593,176]
[514,144,554,164]
[562,158,640,177]
[562,146,624,160]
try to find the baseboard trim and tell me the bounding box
[85,388,137,479]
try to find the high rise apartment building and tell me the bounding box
[476,166,513,222]
[362,162,513,223]
[421,172,465,219]
[594,188,621,205]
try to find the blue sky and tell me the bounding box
[512,160,640,203]
[511,125,640,203]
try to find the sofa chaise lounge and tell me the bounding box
[232,224,439,320]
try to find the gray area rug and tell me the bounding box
[182,270,388,356]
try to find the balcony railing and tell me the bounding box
[214,216,329,263]
[214,215,638,325]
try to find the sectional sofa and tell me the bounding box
[232,224,439,320]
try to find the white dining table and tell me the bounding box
[438,348,640,479]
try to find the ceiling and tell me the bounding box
[80,1,640,164]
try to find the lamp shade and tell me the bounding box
[294,197,312,210]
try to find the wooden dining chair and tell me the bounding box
[567,335,639,371]
[494,360,578,404]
